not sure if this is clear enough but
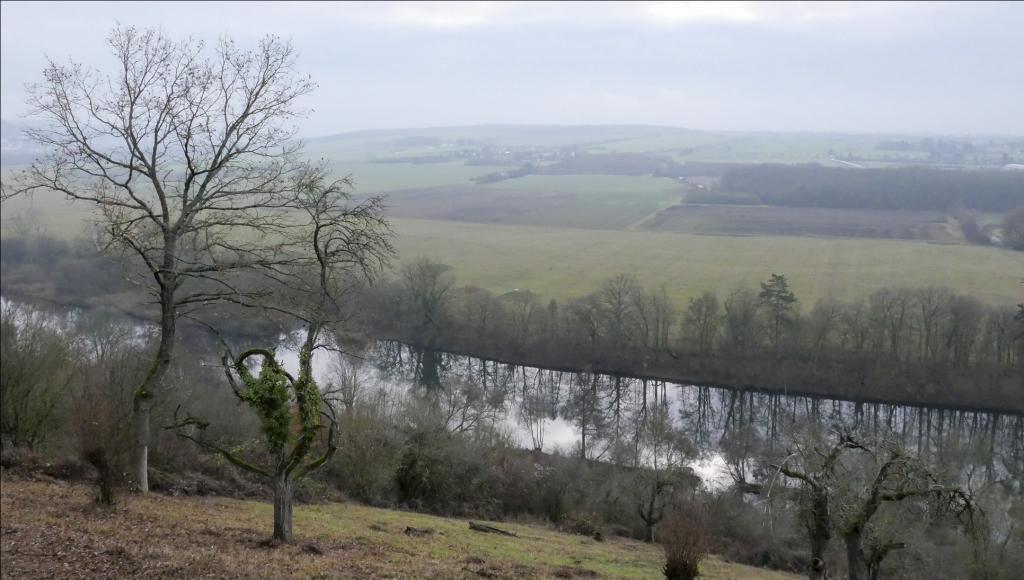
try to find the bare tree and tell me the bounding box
[170,169,393,542]
[457,286,505,346]
[11,26,319,492]
[633,285,676,355]
[914,287,953,363]
[807,299,841,364]
[563,373,607,460]
[723,288,761,355]
[0,304,75,451]
[502,289,540,355]
[682,291,720,356]
[598,273,642,353]
[566,295,602,359]
[400,257,455,388]
[773,431,861,580]
[775,430,982,580]
[636,403,691,543]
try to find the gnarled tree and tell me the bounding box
[170,168,393,542]
[775,431,983,580]
[773,431,859,580]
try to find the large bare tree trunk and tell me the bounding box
[807,493,831,580]
[640,481,662,543]
[135,287,177,493]
[133,394,152,493]
[844,532,868,580]
[808,533,828,580]
[273,474,294,543]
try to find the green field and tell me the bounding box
[4,188,1022,308]
[391,218,1024,307]
[380,175,683,229]
[329,161,506,193]
[4,125,1022,309]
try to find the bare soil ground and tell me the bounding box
[0,476,799,579]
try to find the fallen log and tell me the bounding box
[468,521,518,537]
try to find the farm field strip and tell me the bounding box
[390,218,1024,307]
[641,204,961,242]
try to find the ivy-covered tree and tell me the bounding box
[170,167,393,542]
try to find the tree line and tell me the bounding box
[4,299,1020,580]
[361,260,1024,413]
[718,164,1024,213]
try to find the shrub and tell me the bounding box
[81,446,117,505]
[395,427,504,516]
[658,502,711,580]
[563,515,599,537]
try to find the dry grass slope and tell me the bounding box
[0,477,798,579]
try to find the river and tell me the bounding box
[5,298,1022,490]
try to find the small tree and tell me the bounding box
[637,403,692,542]
[0,305,74,451]
[170,168,393,542]
[682,292,720,356]
[598,273,642,353]
[562,373,607,460]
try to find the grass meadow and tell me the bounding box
[4,191,1021,308]
[381,175,683,229]
[0,478,799,579]
[391,218,1024,307]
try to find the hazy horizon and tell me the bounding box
[3,1,1023,137]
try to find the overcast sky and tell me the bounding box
[2,1,1022,137]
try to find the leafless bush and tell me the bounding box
[658,501,711,580]
[81,446,117,505]
[74,315,146,502]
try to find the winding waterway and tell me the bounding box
[6,297,1022,490]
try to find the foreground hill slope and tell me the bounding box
[0,477,797,579]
